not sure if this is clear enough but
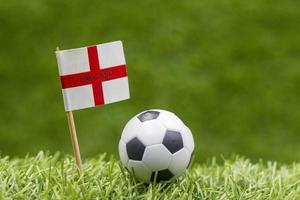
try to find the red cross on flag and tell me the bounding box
[55,41,130,111]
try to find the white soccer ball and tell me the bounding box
[119,109,194,183]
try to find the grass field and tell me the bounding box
[0,152,299,199]
[1,1,300,198]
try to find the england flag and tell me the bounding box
[56,41,130,111]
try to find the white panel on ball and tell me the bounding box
[121,117,142,143]
[143,144,172,171]
[128,160,151,183]
[168,148,191,175]
[180,125,195,153]
[137,120,166,146]
[118,140,129,165]
[155,109,184,131]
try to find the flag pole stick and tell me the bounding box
[56,47,83,176]
[66,111,83,175]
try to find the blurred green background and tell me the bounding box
[0,0,299,162]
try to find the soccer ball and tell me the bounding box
[119,109,194,183]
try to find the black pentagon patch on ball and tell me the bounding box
[126,137,145,161]
[137,111,160,122]
[151,169,174,182]
[162,130,184,154]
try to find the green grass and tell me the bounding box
[0,152,299,199]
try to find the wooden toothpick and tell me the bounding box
[56,47,83,176]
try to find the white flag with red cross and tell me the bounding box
[55,41,130,111]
